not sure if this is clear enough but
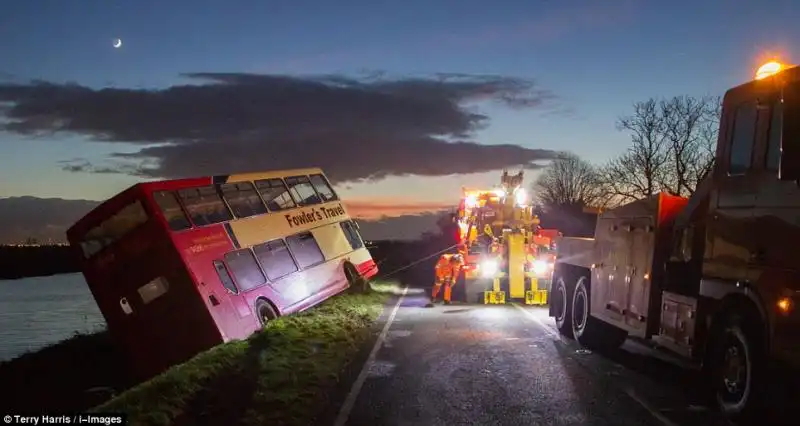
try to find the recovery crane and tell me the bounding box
[454,170,555,305]
[548,61,800,420]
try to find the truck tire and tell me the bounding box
[571,277,626,351]
[709,312,767,421]
[553,276,573,338]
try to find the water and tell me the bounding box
[0,273,106,362]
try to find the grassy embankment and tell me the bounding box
[1,282,397,425]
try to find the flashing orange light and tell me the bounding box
[755,61,785,80]
[777,296,793,314]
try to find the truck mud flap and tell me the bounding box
[484,291,506,304]
[525,290,548,305]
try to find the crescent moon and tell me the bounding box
[113,38,122,48]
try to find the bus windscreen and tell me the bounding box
[79,200,149,258]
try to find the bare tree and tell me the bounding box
[599,96,720,202]
[534,152,605,210]
[661,95,720,195]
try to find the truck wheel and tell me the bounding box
[710,314,766,421]
[255,299,278,328]
[571,277,626,351]
[553,277,573,338]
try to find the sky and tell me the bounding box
[0,0,798,241]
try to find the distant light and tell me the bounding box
[755,61,784,80]
[113,38,123,49]
[514,187,527,206]
[465,194,478,208]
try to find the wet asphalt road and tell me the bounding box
[333,288,732,426]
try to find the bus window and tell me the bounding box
[253,239,299,281]
[340,220,364,250]
[309,174,338,202]
[286,232,325,269]
[285,175,322,206]
[254,178,297,211]
[80,200,149,258]
[153,191,192,231]
[177,186,233,226]
[213,260,239,294]
[220,182,268,219]
[223,249,266,291]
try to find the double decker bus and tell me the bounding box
[66,168,377,379]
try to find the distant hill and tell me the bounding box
[0,196,448,245]
[0,197,99,244]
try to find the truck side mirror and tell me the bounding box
[780,81,800,181]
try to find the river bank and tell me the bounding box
[0,284,393,425]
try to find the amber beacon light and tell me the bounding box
[755,61,786,80]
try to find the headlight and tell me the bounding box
[481,259,499,277]
[531,260,552,277]
[514,188,527,206]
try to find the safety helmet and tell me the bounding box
[451,253,463,262]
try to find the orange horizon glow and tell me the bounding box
[344,198,454,220]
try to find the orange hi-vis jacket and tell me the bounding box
[435,254,464,281]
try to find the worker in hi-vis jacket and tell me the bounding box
[428,252,464,306]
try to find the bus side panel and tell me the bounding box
[311,221,377,283]
[170,225,269,342]
[255,249,378,318]
[282,260,350,315]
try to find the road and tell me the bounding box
[331,288,732,426]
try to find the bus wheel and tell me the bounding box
[553,276,573,338]
[344,262,369,293]
[255,299,277,328]
[710,312,766,421]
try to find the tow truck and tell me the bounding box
[455,170,554,305]
[548,61,800,420]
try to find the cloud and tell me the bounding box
[0,196,449,244]
[0,72,563,183]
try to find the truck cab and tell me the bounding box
[549,62,800,421]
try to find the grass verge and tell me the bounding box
[92,288,391,426]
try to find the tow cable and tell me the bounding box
[374,243,459,279]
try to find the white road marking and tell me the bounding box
[333,286,408,426]
[513,304,560,339]
[624,388,680,426]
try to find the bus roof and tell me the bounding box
[66,166,329,241]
